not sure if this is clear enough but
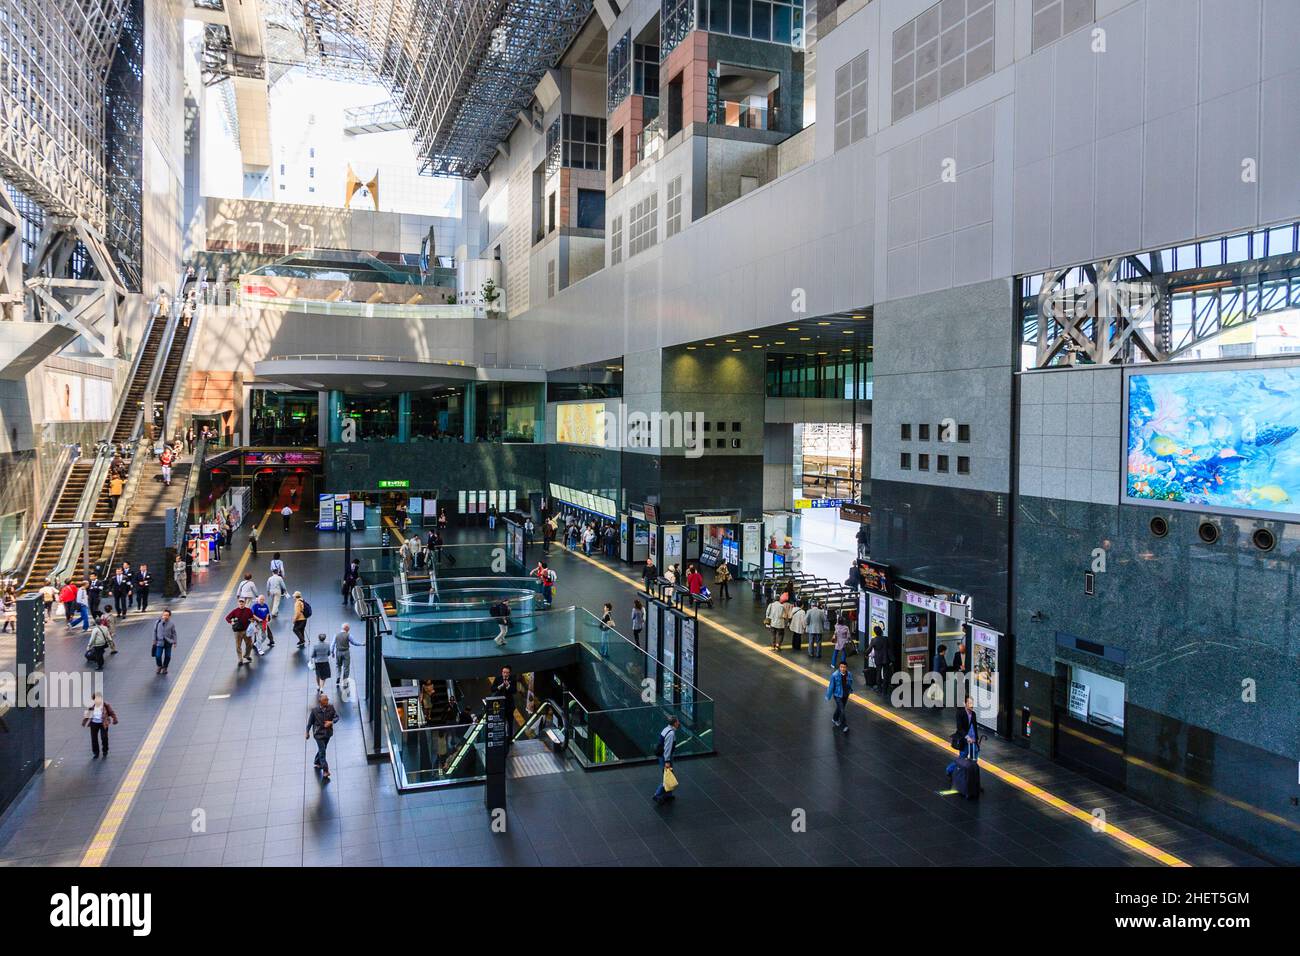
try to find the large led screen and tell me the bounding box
[1125,363,1300,518]
[555,402,606,447]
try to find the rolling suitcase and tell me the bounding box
[952,736,984,800]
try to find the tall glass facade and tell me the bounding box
[410,387,465,441]
[250,389,319,446]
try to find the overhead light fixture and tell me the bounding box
[731,348,742,352]
[686,345,697,350]
[841,348,852,352]
[773,340,785,345]
[747,335,759,339]
[787,327,800,331]
[363,380,387,388]
[725,338,737,343]
[751,344,762,349]
[817,321,830,326]
[705,342,716,347]
[301,380,326,388]
[799,337,810,341]
[817,351,828,356]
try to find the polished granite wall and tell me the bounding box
[325,442,547,498]
[1013,497,1300,862]
[870,478,1011,631]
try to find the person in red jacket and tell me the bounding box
[686,565,704,595]
[58,580,78,624]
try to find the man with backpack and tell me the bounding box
[533,561,556,607]
[293,591,312,646]
[652,716,680,805]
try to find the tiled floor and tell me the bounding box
[0,516,1268,867]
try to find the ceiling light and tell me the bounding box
[751,344,762,349]
[363,380,387,388]
[787,327,800,331]
[705,342,715,347]
[301,380,325,388]
[686,345,697,350]
[725,339,737,343]
[747,335,759,339]
[843,330,854,334]
[841,348,853,352]
[799,337,810,341]
[773,340,785,345]
[817,321,830,326]
[731,348,741,352]
[817,351,828,355]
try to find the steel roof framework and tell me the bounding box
[0,0,131,229]
[203,0,593,179]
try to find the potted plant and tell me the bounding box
[480,278,502,312]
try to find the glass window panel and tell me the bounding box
[773,4,792,43]
[916,5,940,44]
[752,1,772,39]
[1199,239,1223,267]
[731,0,750,35]
[1268,225,1295,256]
[893,20,915,58]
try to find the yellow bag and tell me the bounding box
[662,766,679,792]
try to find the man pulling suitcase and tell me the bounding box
[946,695,983,799]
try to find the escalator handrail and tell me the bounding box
[48,444,114,584]
[104,291,167,446]
[160,266,206,444]
[442,710,490,777]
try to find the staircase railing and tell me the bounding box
[49,445,114,584]
[162,267,206,445]
[169,436,208,569]
[96,434,149,575]
[105,293,166,449]
[6,442,75,588]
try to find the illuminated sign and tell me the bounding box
[378,479,410,489]
[556,402,606,447]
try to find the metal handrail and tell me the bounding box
[162,267,206,443]
[6,442,75,585]
[49,445,114,584]
[169,436,208,569]
[104,291,167,446]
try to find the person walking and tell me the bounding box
[714,561,732,600]
[946,696,981,788]
[641,556,657,593]
[541,518,554,555]
[110,566,131,619]
[152,609,177,675]
[224,597,255,665]
[826,660,854,734]
[831,615,852,668]
[868,625,891,697]
[134,564,152,612]
[534,562,555,607]
[236,572,258,605]
[306,694,339,780]
[183,546,194,591]
[84,617,114,671]
[39,580,57,622]
[652,716,680,805]
[788,600,807,654]
[523,517,535,551]
[173,554,187,597]
[333,624,358,691]
[631,599,645,647]
[269,552,286,578]
[251,593,273,652]
[487,504,498,531]
[72,580,91,631]
[159,446,173,486]
[292,591,309,647]
[765,595,787,651]
[58,580,77,627]
[490,599,512,647]
[82,693,118,758]
[805,600,828,659]
[281,503,293,534]
[267,568,288,618]
[309,632,331,692]
[248,525,259,558]
[185,425,195,455]
[87,573,103,619]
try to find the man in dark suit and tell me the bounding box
[946,696,980,785]
[110,567,132,619]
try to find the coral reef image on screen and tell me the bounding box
[1126,365,1300,515]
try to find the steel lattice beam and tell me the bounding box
[0,0,131,228]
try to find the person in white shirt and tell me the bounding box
[788,603,807,653]
[281,504,293,534]
[267,571,288,617]
[269,553,286,578]
[766,598,787,651]
[236,572,258,604]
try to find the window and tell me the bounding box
[611,129,625,181]
[957,456,971,474]
[1031,0,1094,52]
[576,189,606,230]
[892,0,995,122]
[666,74,684,138]
[547,259,556,298]
[309,147,316,158]
[901,423,911,440]
[834,51,868,151]
[279,163,285,174]
[563,115,607,170]
[666,176,683,238]
[548,192,556,233]
[716,421,727,431]
[918,423,930,441]
[958,423,970,442]
[732,422,741,431]
[662,0,696,58]
[937,455,949,473]
[634,43,660,99]
[608,31,632,112]
[918,453,930,471]
[309,166,315,178]
[628,193,659,257]
[900,453,911,469]
[611,215,624,265]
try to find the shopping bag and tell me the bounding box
[662,766,679,792]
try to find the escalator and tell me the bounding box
[23,461,114,587]
[110,312,169,445]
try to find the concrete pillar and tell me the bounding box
[397,391,411,443]
[463,382,477,443]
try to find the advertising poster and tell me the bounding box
[646,603,660,698]
[318,495,335,530]
[742,521,761,571]
[903,608,930,669]
[1126,363,1300,518]
[84,378,112,420]
[43,371,84,422]
[556,402,606,447]
[679,616,696,722]
[661,611,678,704]
[970,624,1001,724]
[1068,681,1090,720]
[869,594,890,640]
[859,559,893,596]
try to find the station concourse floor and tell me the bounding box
[0,516,1267,868]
